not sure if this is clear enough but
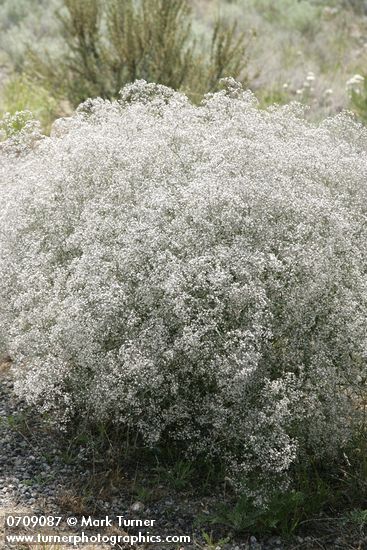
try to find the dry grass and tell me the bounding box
[0,355,11,374]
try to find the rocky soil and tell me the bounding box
[0,359,365,550]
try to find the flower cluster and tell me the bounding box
[1,80,367,504]
[0,110,43,152]
[346,74,365,95]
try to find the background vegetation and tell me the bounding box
[2,0,367,130]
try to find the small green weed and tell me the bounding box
[343,508,367,532]
[4,411,30,435]
[155,459,195,491]
[198,530,230,550]
[202,462,336,537]
[23,473,50,487]
[133,484,158,504]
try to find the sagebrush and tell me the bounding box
[1,80,367,506]
[29,0,247,105]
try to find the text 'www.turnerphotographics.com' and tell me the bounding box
[4,514,191,546]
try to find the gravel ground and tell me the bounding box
[0,358,365,550]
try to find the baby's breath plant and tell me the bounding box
[0,110,43,151]
[1,80,367,506]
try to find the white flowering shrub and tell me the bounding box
[1,80,367,504]
[0,110,43,150]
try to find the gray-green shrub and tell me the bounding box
[1,81,367,506]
